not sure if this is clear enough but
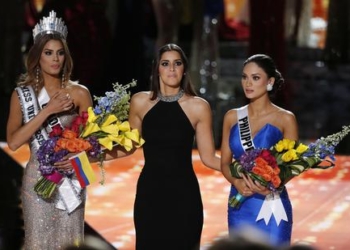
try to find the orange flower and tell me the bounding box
[271,175,282,187]
[261,173,272,182]
[74,138,92,151]
[255,157,268,168]
[55,137,92,153]
[65,139,78,152]
[55,138,69,152]
[62,129,78,139]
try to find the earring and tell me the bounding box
[35,66,40,92]
[61,73,66,88]
[267,83,273,92]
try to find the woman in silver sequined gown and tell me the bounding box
[6,13,93,249]
[21,112,86,249]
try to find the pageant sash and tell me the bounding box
[237,105,255,151]
[37,87,83,213]
[37,88,83,213]
[15,86,49,151]
[16,86,82,213]
[237,105,288,226]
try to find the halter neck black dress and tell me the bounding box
[134,100,203,250]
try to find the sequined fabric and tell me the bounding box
[22,112,86,250]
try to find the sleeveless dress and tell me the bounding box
[22,111,86,250]
[134,100,203,250]
[228,123,293,246]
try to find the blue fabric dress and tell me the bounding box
[228,123,293,246]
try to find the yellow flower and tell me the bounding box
[101,114,118,127]
[118,121,131,132]
[275,140,285,152]
[125,128,145,147]
[101,123,120,136]
[283,139,295,150]
[275,139,296,152]
[87,107,98,123]
[296,143,308,154]
[81,123,100,137]
[281,149,298,162]
[98,135,115,151]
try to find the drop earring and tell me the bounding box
[35,66,40,92]
[267,83,273,91]
[61,72,66,88]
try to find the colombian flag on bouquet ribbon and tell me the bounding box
[69,151,96,188]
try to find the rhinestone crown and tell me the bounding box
[32,11,68,43]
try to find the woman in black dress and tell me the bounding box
[108,43,220,249]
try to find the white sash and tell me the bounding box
[237,105,255,151]
[15,86,49,151]
[237,105,287,226]
[16,86,82,213]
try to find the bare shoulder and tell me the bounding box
[185,96,211,111]
[224,108,238,125]
[130,91,157,117]
[275,106,297,123]
[67,81,90,96]
[131,91,152,105]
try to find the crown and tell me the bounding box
[32,11,68,42]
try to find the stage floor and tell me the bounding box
[2,143,350,250]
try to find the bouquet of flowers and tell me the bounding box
[229,125,350,209]
[80,80,144,152]
[34,80,144,199]
[34,113,101,198]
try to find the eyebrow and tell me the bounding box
[43,48,64,51]
[242,71,261,75]
[161,59,182,61]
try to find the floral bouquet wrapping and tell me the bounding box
[35,80,144,199]
[229,125,350,209]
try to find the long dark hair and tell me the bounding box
[243,54,284,96]
[149,43,197,100]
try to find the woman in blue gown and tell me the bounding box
[220,54,299,247]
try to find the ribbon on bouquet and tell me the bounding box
[56,151,96,213]
[256,192,288,226]
[55,177,83,214]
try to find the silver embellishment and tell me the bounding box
[157,89,184,102]
[33,11,68,42]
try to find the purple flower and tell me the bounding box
[239,148,262,172]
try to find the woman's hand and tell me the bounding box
[54,153,75,171]
[45,90,74,115]
[233,177,254,197]
[242,174,271,196]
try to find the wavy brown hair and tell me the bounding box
[17,33,73,92]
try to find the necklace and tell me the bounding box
[157,89,184,102]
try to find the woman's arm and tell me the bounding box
[281,110,299,141]
[6,89,73,151]
[194,98,221,171]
